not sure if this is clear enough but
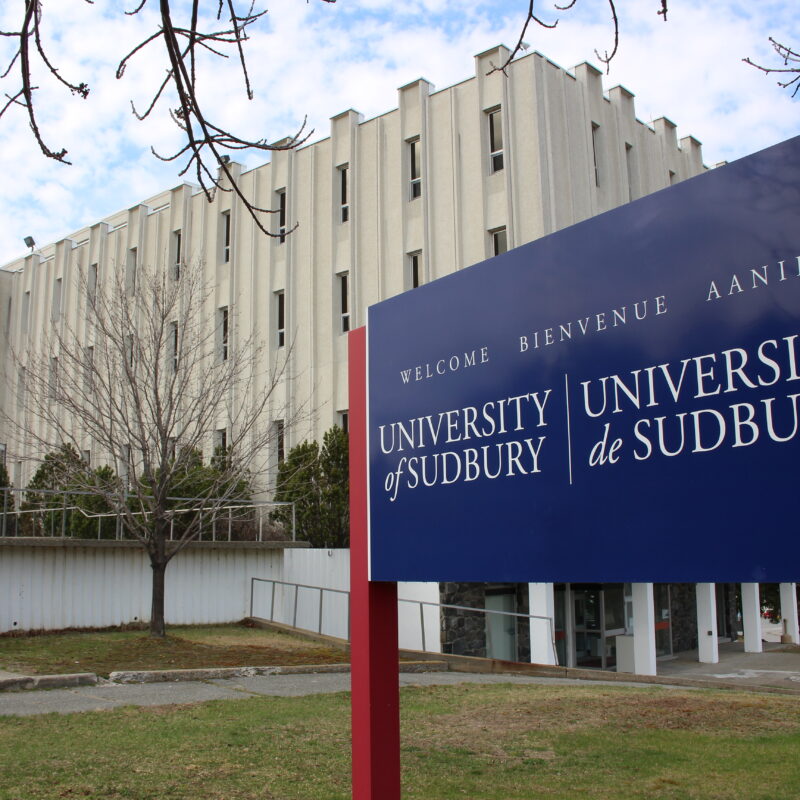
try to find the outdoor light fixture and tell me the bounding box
[220,155,231,165]
[23,236,35,250]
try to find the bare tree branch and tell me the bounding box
[1,1,333,237]
[744,38,800,98]
[490,0,669,76]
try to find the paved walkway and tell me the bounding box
[0,671,657,717]
[656,640,800,690]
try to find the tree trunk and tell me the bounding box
[149,528,169,637]
[150,557,167,637]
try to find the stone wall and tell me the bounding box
[439,582,531,661]
[670,583,698,653]
[440,582,487,657]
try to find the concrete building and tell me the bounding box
[3,45,795,672]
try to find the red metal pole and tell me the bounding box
[349,326,401,800]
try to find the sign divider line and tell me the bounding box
[564,372,573,486]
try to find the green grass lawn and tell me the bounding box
[2,683,800,799]
[0,623,348,677]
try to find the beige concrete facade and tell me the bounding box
[0,45,707,490]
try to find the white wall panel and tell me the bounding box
[0,544,285,633]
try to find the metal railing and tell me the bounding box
[249,576,559,665]
[0,486,296,542]
[250,577,351,638]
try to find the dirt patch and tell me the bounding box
[402,684,800,758]
[0,624,349,677]
[82,637,349,675]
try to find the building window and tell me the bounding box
[81,450,91,467]
[407,251,422,290]
[222,211,231,262]
[275,419,285,464]
[625,142,636,202]
[121,444,131,487]
[124,334,135,368]
[276,291,285,348]
[214,428,227,453]
[339,272,350,333]
[408,137,422,200]
[168,437,177,461]
[49,356,58,399]
[126,247,137,294]
[591,122,601,187]
[170,321,178,372]
[51,277,62,322]
[339,411,349,434]
[491,227,508,257]
[173,230,182,280]
[488,108,504,173]
[87,264,98,306]
[84,346,94,394]
[339,165,349,223]
[218,306,229,361]
[17,367,26,412]
[277,190,287,243]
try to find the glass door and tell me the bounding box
[485,591,517,661]
[573,587,603,668]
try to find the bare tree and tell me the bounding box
[1,1,332,238]
[7,257,298,637]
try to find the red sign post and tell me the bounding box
[349,326,401,800]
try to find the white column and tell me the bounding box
[741,582,763,653]
[528,583,557,665]
[695,583,719,664]
[780,583,800,644]
[632,582,657,676]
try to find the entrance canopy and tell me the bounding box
[366,136,800,584]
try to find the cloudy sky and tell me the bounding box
[0,0,797,266]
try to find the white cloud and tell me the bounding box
[0,0,797,265]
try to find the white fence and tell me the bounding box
[0,540,285,633]
[0,541,441,652]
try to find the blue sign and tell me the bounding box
[367,136,800,583]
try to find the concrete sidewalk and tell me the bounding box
[3,640,799,718]
[656,640,800,690]
[0,669,665,717]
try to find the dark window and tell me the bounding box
[339,165,349,222]
[173,230,182,279]
[488,108,504,173]
[409,138,422,199]
[408,251,421,289]
[222,212,231,262]
[215,428,227,453]
[340,273,350,333]
[491,227,507,257]
[591,122,601,187]
[276,291,285,348]
[170,321,178,372]
[219,307,229,361]
[278,191,287,243]
[127,247,137,294]
[276,420,285,464]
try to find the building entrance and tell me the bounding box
[555,583,668,670]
